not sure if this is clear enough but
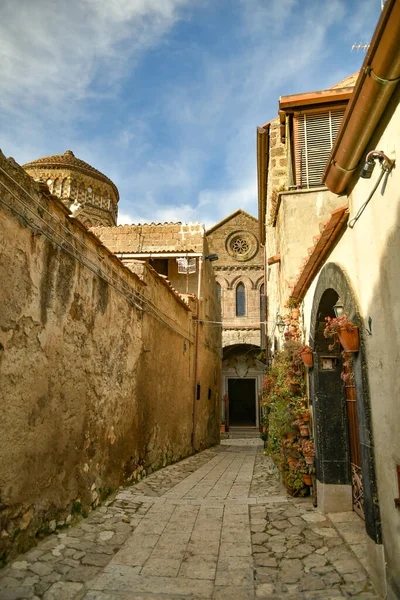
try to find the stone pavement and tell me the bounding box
[0,440,380,599]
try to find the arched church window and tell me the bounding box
[236,283,246,317]
[216,282,222,305]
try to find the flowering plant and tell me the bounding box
[302,439,315,456]
[324,315,357,351]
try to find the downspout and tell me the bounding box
[192,255,203,452]
[323,0,400,194]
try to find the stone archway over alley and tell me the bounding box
[0,439,379,600]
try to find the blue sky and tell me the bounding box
[1,0,381,228]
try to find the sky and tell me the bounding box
[1,0,382,228]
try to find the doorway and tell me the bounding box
[228,378,256,426]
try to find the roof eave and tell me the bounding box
[323,0,400,194]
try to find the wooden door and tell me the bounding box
[344,357,364,518]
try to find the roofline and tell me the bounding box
[206,209,258,235]
[279,87,354,111]
[116,252,203,259]
[23,158,120,202]
[290,205,349,300]
[323,0,400,194]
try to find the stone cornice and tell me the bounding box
[214,264,263,272]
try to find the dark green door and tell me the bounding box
[228,379,256,426]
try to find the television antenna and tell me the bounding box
[351,44,370,52]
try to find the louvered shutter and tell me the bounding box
[293,108,345,188]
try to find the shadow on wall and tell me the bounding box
[362,196,400,598]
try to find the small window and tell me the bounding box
[216,282,222,304]
[236,283,246,317]
[293,107,346,188]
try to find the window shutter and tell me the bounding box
[294,108,345,188]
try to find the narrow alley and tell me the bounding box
[0,440,379,600]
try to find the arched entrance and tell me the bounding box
[222,344,265,429]
[309,263,381,544]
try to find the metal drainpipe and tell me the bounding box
[192,256,203,452]
[264,244,268,362]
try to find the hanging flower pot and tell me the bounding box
[338,327,359,352]
[288,456,296,468]
[304,455,315,465]
[300,349,313,367]
[291,307,300,320]
[301,412,310,422]
[299,424,309,437]
[302,473,312,486]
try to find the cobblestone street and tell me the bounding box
[0,440,379,599]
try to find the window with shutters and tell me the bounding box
[293,107,345,188]
[236,283,246,317]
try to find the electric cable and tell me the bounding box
[0,192,192,343]
[348,168,386,228]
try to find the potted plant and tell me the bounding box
[324,315,359,352]
[292,418,309,437]
[303,439,315,465]
[285,297,301,320]
[297,344,313,367]
[284,466,308,496]
[220,420,226,433]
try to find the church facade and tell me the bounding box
[206,210,265,429]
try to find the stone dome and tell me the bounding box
[23,150,119,227]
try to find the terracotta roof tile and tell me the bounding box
[290,205,348,301]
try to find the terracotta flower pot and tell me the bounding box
[288,457,296,468]
[300,350,313,367]
[305,455,315,465]
[338,327,359,352]
[302,412,310,422]
[220,424,226,433]
[291,308,300,319]
[302,473,312,485]
[299,424,309,437]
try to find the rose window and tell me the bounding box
[231,237,249,255]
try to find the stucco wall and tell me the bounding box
[0,152,220,562]
[265,188,343,351]
[302,91,400,596]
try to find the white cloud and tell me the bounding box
[0,0,190,120]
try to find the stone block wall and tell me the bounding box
[0,152,220,563]
[92,223,205,254]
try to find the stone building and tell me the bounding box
[256,2,400,595]
[0,149,221,561]
[206,210,265,429]
[23,149,119,227]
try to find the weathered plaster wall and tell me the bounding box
[0,152,220,563]
[265,188,343,351]
[303,92,400,596]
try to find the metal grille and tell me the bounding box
[294,108,345,188]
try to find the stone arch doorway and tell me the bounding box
[221,344,265,429]
[309,263,381,545]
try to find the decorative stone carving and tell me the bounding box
[225,230,259,262]
[23,150,119,227]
